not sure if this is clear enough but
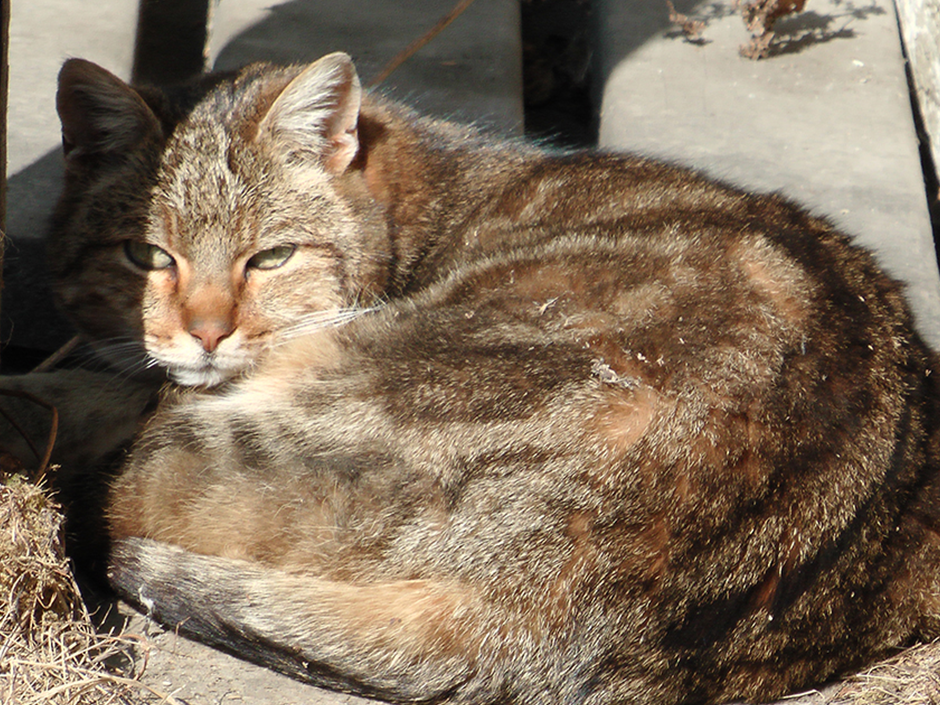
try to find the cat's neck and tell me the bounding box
[350,96,535,296]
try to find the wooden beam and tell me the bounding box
[895,0,940,202]
[0,0,10,364]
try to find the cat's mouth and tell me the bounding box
[154,346,252,387]
[165,362,245,388]
[146,332,256,387]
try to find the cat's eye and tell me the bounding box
[247,245,296,270]
[124,240,175,270]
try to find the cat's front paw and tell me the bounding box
[0,369,160,476]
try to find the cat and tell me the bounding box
[41,51,940,704]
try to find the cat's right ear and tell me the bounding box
[257,52,362,175]
[56,59,162,164]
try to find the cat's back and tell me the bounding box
[119,189,940,702]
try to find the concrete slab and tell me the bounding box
[207,0,523,133]
[4,0,139,356]
[593,0,940,348]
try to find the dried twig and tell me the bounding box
[666,1,706,41]
[0,388,58,483]
[369,0,477,87]
[32,335,81,373]
[739,0,807,59]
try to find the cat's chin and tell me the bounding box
[167,365,241,388]
[152,346,252,387]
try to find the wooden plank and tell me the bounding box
[0,0,10,361]
[896,0,940,197]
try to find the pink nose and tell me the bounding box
[189,320,234,353]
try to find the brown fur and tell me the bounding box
[43,52,940,704]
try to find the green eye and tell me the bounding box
[124,240,175,270]
[247,245,296,270]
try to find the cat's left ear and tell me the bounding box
[57,59,163,163]
[258,52,361,175]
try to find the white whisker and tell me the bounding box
[277,306,379,343]
[60,336,166,382]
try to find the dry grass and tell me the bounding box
[822,643,940,705]
[0,473,182,705]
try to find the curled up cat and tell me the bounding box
[28,51,940,703]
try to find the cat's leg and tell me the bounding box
[106,433,502,701]
[110,537,487,702]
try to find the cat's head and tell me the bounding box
[50,53,390,387]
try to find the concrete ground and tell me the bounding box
[595,0,940,348]
[4,0,940,703]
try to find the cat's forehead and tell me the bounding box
[149,126,334,256]
[144,69,341,254]
[170,67,294,147]
[157,72,330,198]
[158,123,245,209]
[161,76,268,170]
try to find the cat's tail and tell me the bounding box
[109,537,484,702]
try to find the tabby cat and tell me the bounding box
[44,52,940,704]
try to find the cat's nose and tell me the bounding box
[189,319,234,353]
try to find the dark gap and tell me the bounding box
[0,346,57,374]
[132,0,211,86]
[521,0,596,148]
[0,0,9,374]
